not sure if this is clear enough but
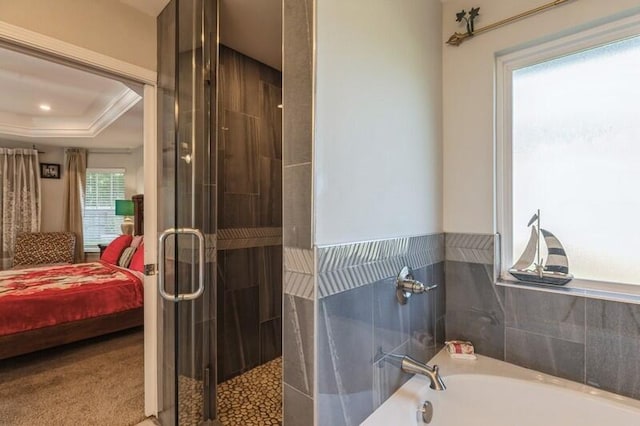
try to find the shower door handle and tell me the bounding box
[158,227,206,302]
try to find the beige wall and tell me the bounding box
[87,149,144,199]
[39,147,65,233]
[0,0,156,71]
[442,0,640,233]
[133,145,144,194]
[0,140,65,232]
[315,0,443,245]
[0,140,144,233]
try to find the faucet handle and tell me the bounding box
[396,266,437,305]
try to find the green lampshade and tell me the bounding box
[115,199,134,216]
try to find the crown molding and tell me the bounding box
[89,88,142,136]
[0,20,156,85]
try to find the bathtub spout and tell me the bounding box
[401,356,446,391]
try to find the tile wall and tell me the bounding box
[216,45,283,382]
[445,233,640,400]
[282,0,315,423]
[282,248,314,425]
[315,235,445,426]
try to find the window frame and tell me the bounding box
[495,14,640,284]
[83,167,127,252]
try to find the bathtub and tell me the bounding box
[362,349,640,425]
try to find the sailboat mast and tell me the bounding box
[536,209,541,267]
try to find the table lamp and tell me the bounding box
[115,199,135,235]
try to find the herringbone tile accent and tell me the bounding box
[217,227,282,250]
[284,248,314,274]
[445,233,495,265]
[284,271,314,300]
[218,227,281,239]
[283,248,314,299]
[317,234,444,299]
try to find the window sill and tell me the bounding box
[497,277,640,305]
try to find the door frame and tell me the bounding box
[0,20,160,417]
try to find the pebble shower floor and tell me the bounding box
[217,357,282,425]
[178,357,282,425]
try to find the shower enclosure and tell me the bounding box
[156,0,282,424]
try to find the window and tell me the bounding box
[499,27,640,286]
[83,169,125,252]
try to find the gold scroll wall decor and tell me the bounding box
[446,0,575,46]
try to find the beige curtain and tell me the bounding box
[0,148,42,269]
[63,148,87,263]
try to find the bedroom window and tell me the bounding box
[498,27,640,286]
[83,168,126,252]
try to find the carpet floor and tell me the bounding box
[0,327,145,426]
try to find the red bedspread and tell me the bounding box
[0,261,143,336]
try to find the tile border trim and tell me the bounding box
[317,234,444,299]
[218,227,282,251]
[284,248,314,299]
[445,233,495,265]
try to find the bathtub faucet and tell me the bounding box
[400,356,446,391]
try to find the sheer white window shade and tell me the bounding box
[83,168,125,252]
[510,35,640,285]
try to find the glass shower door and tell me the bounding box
[157,0,218,424]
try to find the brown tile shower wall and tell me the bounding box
[444,233,640,401]
[282,0,315,423]
[216,46,283,382]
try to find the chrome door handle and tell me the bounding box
[158,227,206,302]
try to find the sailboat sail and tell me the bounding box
[512,226,538,270]
[541,229,569,274]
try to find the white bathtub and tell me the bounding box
[362,350,640,425]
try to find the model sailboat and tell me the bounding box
[509,210,573,286]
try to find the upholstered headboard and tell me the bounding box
[13,232,76,268]
[132,194,144,236]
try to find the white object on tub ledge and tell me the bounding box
[361,349,640,426]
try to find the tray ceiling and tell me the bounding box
[0,47,141,144]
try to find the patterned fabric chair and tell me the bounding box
[12,232,76,269]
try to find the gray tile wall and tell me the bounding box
[445,232,640,401]
[283,0,313,251]
[316,234,445,426]
[282,0,314,422]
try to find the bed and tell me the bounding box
[0,262,143,359]
[0,194,145,360]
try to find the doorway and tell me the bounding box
[0,36,153,426]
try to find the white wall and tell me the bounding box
[315,0,443,245]
[0,0,156,71]
[442,0,640,233]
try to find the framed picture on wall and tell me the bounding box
[40,163,61,179]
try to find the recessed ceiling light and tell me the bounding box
[39,104,51,111]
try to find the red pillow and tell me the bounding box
[129,242,145,273]
[101,235,133,265]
